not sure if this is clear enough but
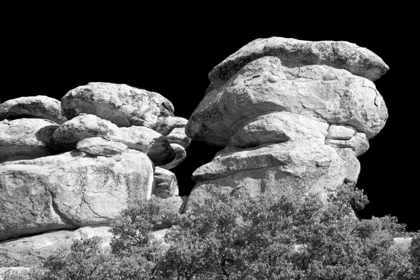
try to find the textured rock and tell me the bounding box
[207,37,389,93]
[0,119,59,163]
[327,125,356,140]
[166,127,191,149]
[61,82,175,134]
[187,56,387,146]
[153,167,179,198]
[326,132,369,156]
[76,137,127,156]
[0,96,67,124]
[229,112,328,148]
[186,141,359,211]
[53,114,175,165]
[154,116,188,136]
[159,143,186,170]
[0,149,154,241]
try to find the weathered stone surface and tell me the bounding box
[326,133,369,157]
[61,82,175,134]
[207,37,389,93]
[229,112,328,148]
[155,116,188,136]
[0,227,169,268]
[159,143,186,170]
[153,167,179,198]
[76,137,127,156]
[187,56,387,146]
[0,96,67,124]
[0,149,154,241]
[186,141,359,211]
[0,119,59,163]
[166,127,191,149]
[193,141,354,183]
[53,114,175,165]
[327,125,356,140]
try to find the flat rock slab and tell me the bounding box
[0,95,67,124]
[229,112,328,148]
[0,149,154,241]
[76,137,128,156]
[0,119,59,163]
[187,141,360,212]
[61,82,175,134]
[207,36,389,92]
[187,56,387,146]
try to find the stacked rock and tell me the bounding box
[185,37,388,210]
[0,82,189,266]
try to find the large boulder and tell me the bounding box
[0,119,59,163]
[61,82,175,134]
[207,37,389,93]
[187,56,388,146]
[53,114,175,165]
[186,141,359,211]
[0,148,154,241]
[0,96,67,124]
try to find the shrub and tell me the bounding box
[33,187,420,280]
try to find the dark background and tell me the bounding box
[2,10,418,231]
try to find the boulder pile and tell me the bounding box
[185,37,389,210]
[0,82,189,265]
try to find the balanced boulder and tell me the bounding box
[0,96,67,124]
[61,82,175,134]
[207,37,389,93]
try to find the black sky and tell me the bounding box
[2,11,418,231]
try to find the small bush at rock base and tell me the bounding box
[27,188,420,280]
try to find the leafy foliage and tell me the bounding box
[26,187,420,280]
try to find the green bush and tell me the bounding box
[30,187,420,280]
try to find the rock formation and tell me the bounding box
[185,37,388,210]
[0,82,189,265]
[0,37,392,270]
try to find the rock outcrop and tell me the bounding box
[0,82,189,267]
[185,37,388,211]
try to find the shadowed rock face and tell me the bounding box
[185,37,388,211]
